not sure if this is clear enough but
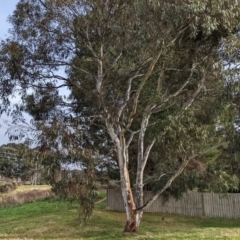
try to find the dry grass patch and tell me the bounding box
[16,185,52,191]
[222,229,240,239]
[0,186,53,208]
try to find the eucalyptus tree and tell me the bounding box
[0,0,240,232]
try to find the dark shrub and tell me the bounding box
[0,180,17,193]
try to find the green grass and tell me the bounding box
[0,193,240,240]
[95,191,107,201]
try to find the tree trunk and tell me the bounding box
[119,156,140,232]
[121,181,143,232]
[119,153,145,232]
[121,156,139,229]
[124,208,143,232]
[106,123,144,232]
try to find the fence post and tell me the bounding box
[106,188,109,210]
[232,194,236,218]
[201,192,205,217]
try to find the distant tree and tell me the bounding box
[1,0,240,231]
[0,143,32,180]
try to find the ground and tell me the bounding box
[0,190,240,239]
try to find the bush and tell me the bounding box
[0,181,17,193]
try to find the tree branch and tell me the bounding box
[136,141,229,211]
[117,57,153,119]
[182,74,206,111]
[142,137,156,169]
[106,52,122,72]
[122,50,163,134]
[151,64,196,113]
[126,129,140,148]
[143,173,166,186]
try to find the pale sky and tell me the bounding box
[0,0,20,145]
[0,0,19,39]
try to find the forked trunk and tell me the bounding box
[106,123,144,232]
[124,207,143,232]
[122,184,144,232]
[117,142,144,232]
[120,169,142,232]
[118,154,144,231]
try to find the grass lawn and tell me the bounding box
[0,193,240,240]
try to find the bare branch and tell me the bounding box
[182,74,206,111]
[143,173,166,186]
[72,64,94,77]
[89,115,103,125]
[165,68,198,72]
[29,83,71,89]
[142,138,156,166]
[126,129,140,148]
[106,52,123,72]
[118,73,145,117]
[96,45,104,93]
[83,28,98,58]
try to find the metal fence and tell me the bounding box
[107,188,240,218]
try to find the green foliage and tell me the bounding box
[209,171,239,193]
[51,156,98,224]
[0,143,49,184]
[0,143,32,180]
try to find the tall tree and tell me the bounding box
[0,0,240,231]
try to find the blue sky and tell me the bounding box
[0,0,19,40]
[0,0,19,145]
